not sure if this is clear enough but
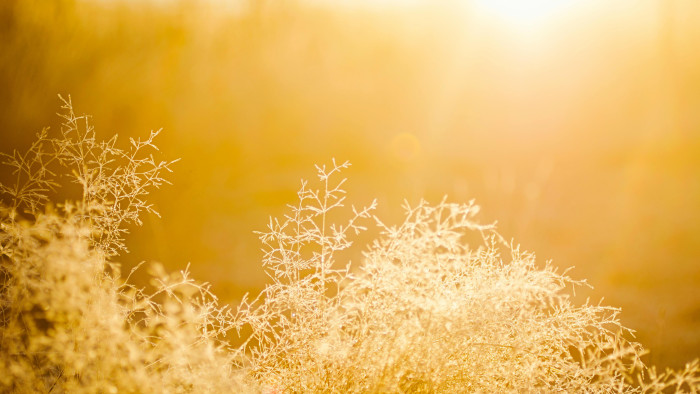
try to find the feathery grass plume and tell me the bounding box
[237,162,700,392]
[234,159,377,390]
[51,94,180,257]
[0,99,249,393]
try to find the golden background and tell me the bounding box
[1,0,699,369]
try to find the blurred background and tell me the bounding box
[1,0,699,369]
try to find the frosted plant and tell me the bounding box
[237,162,700,393]
[0,99,249,393]
[235,159,376,390]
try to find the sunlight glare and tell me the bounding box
[473,0,579,29]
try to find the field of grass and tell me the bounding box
[1,0,700,391]
[1,113,698,391]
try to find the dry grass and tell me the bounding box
[236,160,699,393]
[0,99,248,393]
[1,102,699,392]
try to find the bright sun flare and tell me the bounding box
[473,0,579,28]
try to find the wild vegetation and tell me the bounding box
[3,0,700,371]
[236,161,700,392]
[0,98,248,393]
[1,102,699,392]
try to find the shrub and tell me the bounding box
[0,97,249,393]
[236,161,700,393]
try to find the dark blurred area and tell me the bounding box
[1,0,699,369]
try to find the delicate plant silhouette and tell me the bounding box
[234,159,377,389]
[0,98,248,393]
[236,161,700,393]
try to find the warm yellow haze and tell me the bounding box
[1,0,699,378]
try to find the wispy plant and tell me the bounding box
[236,160,700,393]
[235,159,377,389]
[0,99,248,393]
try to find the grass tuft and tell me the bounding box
[0,99,248,393]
